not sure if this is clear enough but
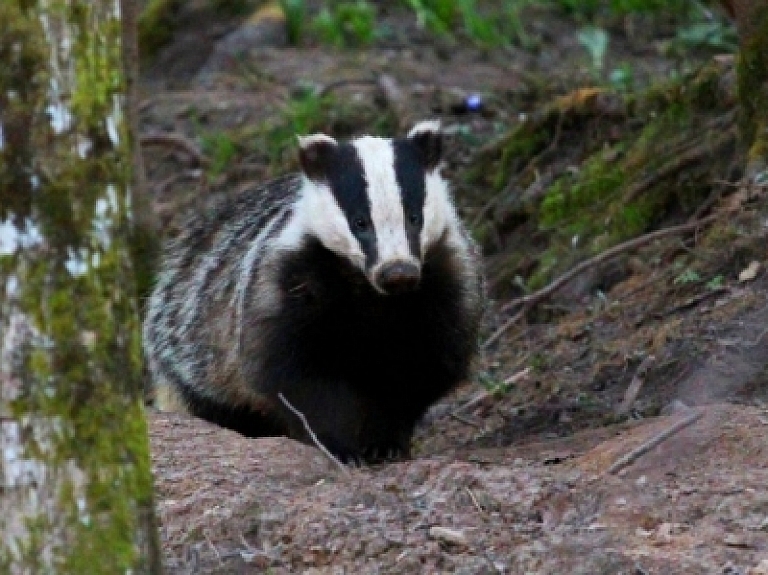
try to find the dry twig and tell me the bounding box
[503,366,532,387]
[140,132,209,167]
[449,412,483,428]
[455,390,491,414]
[615,355,655,417]
[607,410,704,475]
[484,213,723,349]
[465,486,484,514]
[376,74,409,130]
[278,392,350,474]
[204,533,224,566]
[318,76,378,97]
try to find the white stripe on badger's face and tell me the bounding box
[272,177,366,270]
[421,168,454,252]
[352,137,418,276]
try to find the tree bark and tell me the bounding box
[122,0,161,315]
[0,1,161,572]
[722,0,768,175]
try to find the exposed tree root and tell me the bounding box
[484,213,725,349]
[140,132,209,167]
[607,410,704,475]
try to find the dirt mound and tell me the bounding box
[151,403,768,574]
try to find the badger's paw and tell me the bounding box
[361,444,408,464]
[319,437,409,466]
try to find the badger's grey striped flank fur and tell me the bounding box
[144,121,485,462]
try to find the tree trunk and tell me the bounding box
[122,0,161,316]
[0,1,161,573]
[723,0,768,175]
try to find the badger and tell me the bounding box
[143,120,484,462]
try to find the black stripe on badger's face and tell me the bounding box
[392,139,427,260]
[324,143,378,269]
[298,135,379,270]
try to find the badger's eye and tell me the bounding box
[408,212,423,226]
[353,216,371,232]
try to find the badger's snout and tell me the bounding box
[375,261,421,295]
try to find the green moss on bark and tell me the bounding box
[736,5,768,169]
[0,1,160,572]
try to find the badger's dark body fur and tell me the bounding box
[144,122,484,462]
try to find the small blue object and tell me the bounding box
[465,94,482,112]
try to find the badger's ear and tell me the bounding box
[407,120,442,171]
[298,134,338,181]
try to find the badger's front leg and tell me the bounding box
[270,378,411,464]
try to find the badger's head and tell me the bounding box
[287,120,457,296]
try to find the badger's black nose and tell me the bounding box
[376,262,421,294]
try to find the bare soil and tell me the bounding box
[140,3,768,573]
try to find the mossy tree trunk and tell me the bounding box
[0,1,161,573]
[726,0,768,175]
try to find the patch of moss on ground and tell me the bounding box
[540,148,626,233]
[524,69,736,291]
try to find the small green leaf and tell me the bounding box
[674,269,701,285]
[578,26,609,75]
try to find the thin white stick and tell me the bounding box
[278,393,350,474]
[465,487,484,514]
[503,366,532,386]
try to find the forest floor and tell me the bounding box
[139,2,768,573]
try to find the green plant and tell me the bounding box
[200,131,239,176]
[280,0,307,45]
[262,90,330,167]
[501,0,536,48]
[609,62,634,92]
[456,0,503,46]
[312,1,378,47]
[257,82,398,174]
[404,0,535,47]
[552,0,692,19]
[529,352,549,372]
[706,274,725,290]
[578,26,609,79]
[540,151,626,231]
[609,0,682,15]
[577,392,600,407]
[674,21,738,52]
[476,371,509,395]
[404,0,455,35]
[674,269,701,285]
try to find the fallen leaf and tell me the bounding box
[428,526,468,546]
[724,533,754,548]
[738,261,760,282]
